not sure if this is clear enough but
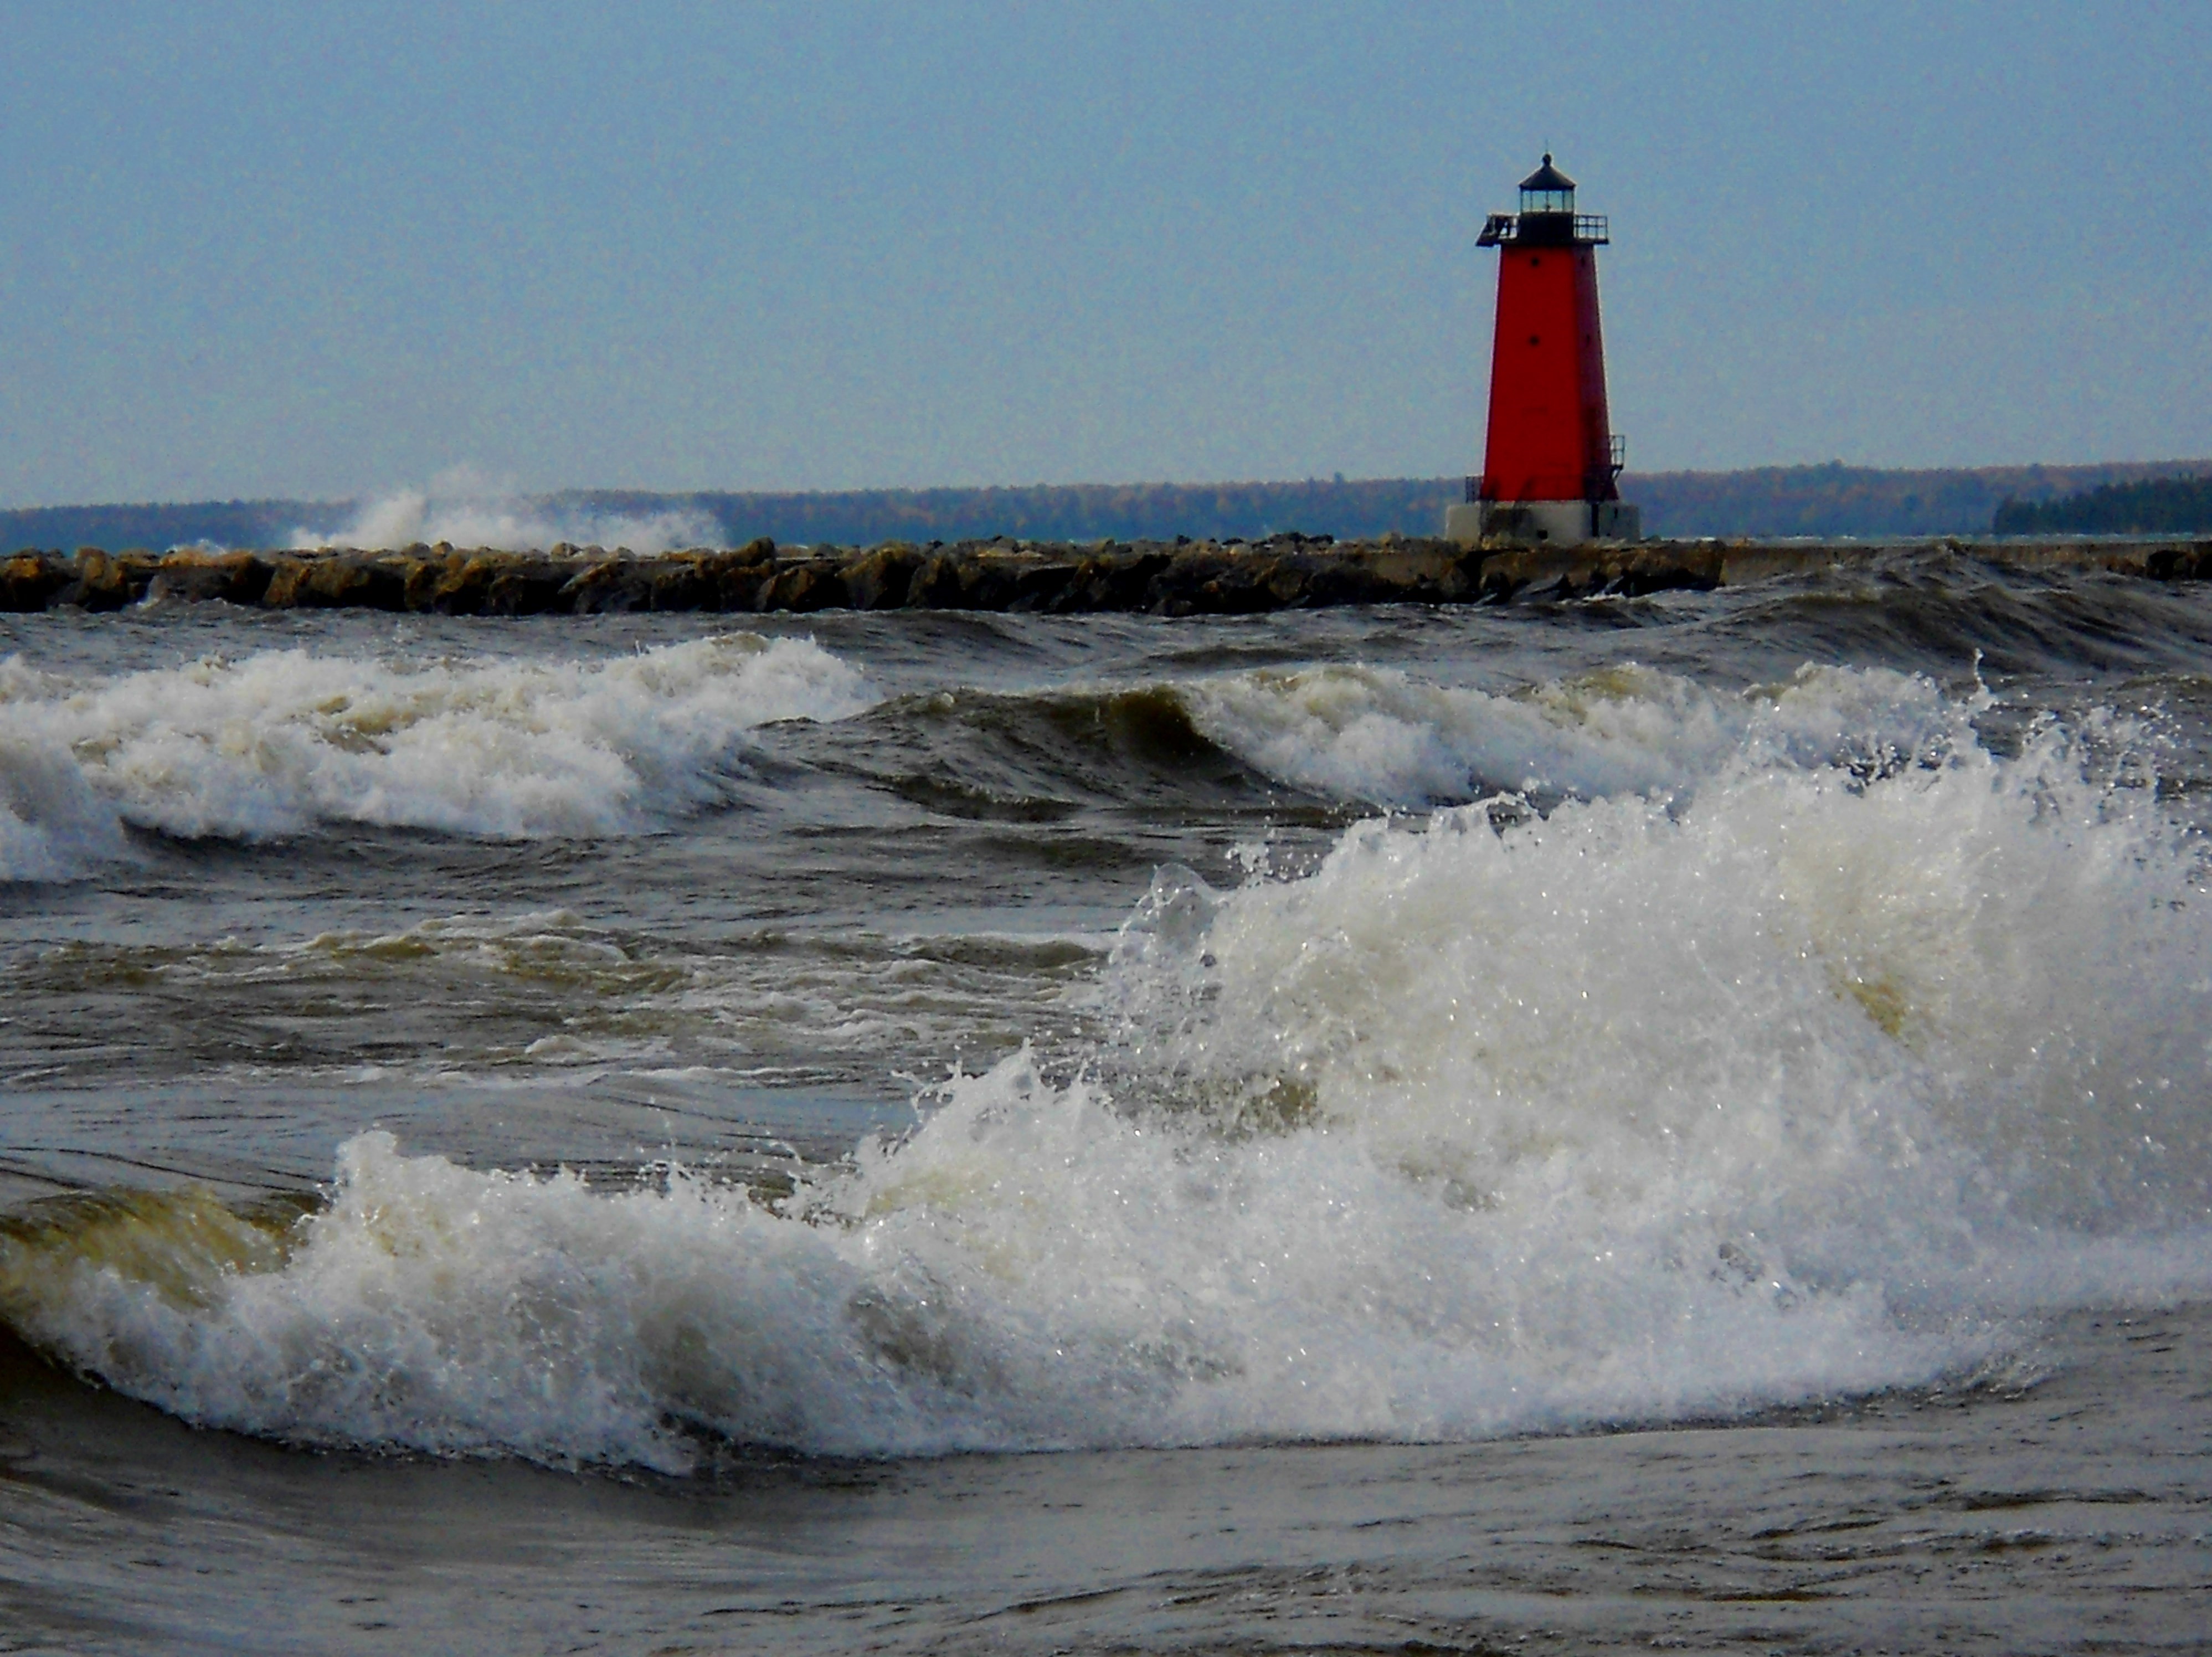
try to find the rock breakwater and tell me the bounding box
[6,535,2211,617]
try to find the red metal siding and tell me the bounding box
[1479,245,1616,503]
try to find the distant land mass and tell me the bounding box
[4,459,2208,552]
[1993,472,2212,536]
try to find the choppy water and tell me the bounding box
[2,554,2208,1652]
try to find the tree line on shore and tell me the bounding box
[6,459,2208,554]
[1993,473,2212,535]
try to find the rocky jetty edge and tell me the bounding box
[6,535,2211,617]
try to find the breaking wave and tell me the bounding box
[0,733,129,883]
[291,470,720,555]
[0,632,870,862]
[816,662,1967,826]
[4,668,2209,1466]
[1179,660,1966,808]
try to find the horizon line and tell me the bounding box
[7,456,2210,517]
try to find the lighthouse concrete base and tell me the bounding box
[1445,500,1642,548]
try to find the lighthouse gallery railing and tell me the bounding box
[1476,213,1610,247]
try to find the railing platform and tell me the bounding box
[1477,213,1609,248]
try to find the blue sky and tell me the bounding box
[1,1,2205,505]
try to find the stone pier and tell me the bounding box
[4,535,2209,617]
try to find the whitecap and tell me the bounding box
[0,733,128,882]
[7,676,2209,1466]
[1179,660,1959,807]
[0,632,872,846]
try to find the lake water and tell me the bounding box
[3,552,2208,1652]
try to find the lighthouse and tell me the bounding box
[1444,156,1640,546]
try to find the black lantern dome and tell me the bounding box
[1478,155,1606,249]
[1517,155,1576,215]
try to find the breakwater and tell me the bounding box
[6,535,2211,617]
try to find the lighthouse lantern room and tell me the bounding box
[1444,156,1640,546]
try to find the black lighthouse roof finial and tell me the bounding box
[1519,154,1576,193]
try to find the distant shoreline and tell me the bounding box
[4,459,2209,553]
[8,536,2212,618]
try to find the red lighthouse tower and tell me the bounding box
[1444,156,1639,546]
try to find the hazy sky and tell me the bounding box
[2,1,2206,506]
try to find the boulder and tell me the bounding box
[838,543,920,610]
[643,558,714,611]
[1003,558,1079,611]
[1047,548,1172,613]
[2136,541,2212,582]
[1478,543,1720,602]
[903,550,973,609]
[55,549,148,610]
[263,552,409,610]
[0,552,70,611]
[1146,544,1320,616]
[145,549,272,605]
[1349,544,1479,603]
[937,550,1062,610]
[423,552,577,615]
[698,541,777,610]
[756,556,846,612]
[402,552,462,610]
[559,559,656,614]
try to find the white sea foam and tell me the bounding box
[1180,661,1961,807]
[292,468,720,555]
[0,632,870,847]
[5,668,2209,1467]
[0,733,128,882]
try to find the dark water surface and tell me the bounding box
[2,554,2209,1652]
